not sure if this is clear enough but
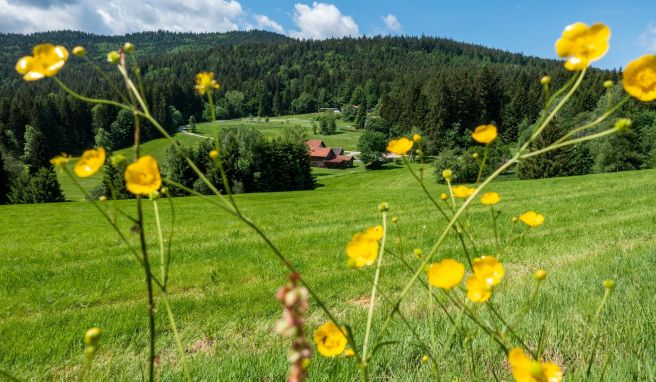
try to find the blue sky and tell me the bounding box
[1,0,655,68]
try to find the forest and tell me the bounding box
[1,30,654,203]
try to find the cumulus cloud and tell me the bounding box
[289,2,358,40]
[638,23,656,52]
[381,13,401,32]
[254,14,284,34]
[0,0,245,34]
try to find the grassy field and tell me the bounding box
[58,112,362,201]
[2,165,655,381]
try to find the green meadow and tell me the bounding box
[58,113,362,201]
[1,162,655,380]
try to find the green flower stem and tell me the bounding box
[162,177,363,362]
[60,166,145,269]
[520,127,619,160]
[152,200,192,382]
[81,56,130,105]
[491,207,501,251]
[487,302,534,358]
[53,77,132,112]
[161,292,193,382]
[475,145,489,184]
[362,212,387,363]
[376,155,518,345]
[77,351,95,382]
[554,96,630,145]
[585,287,613,377]
[520,68,587,153]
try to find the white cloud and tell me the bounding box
[638,23,656,52]
[289,2,358,40]
[254,14,284,34]
[0,0,245,34]
[381,13,401,32]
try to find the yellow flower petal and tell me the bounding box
[466,275,491,303]
[428,259,465,289]
[124,155,162,195]
[519,211,545,227]
[508,348,563,382]
[50,153,71,167]
[481,192,500,205]
[365,225,383,241]
[74,148,105,177]
[472,256,504,286]
[313,322,347,357]
[451,185,475,199]
[472,124,497,144]
[555,22,610,71]
[386,137,414,155]
[623,55,656,102]
[195,71,220,95]
[16,44,69,81]
[346,232,379,268]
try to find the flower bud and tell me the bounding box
[378,202,389,212]
[149,191,160,201]
[72,46,86,57]
[84,327,102,347]
[98,195,107,202]
[413,134,422,143]
[413,248,423,258]
[442,169,453,180]
[160,187,169,195]
[472,152,479,159]
[391,216,399,224]
[614,118,632,131]
[603,80,613,88]
[416,149,423,156]
[421,355,430,363]
[603,279,615,290]
[439,192,448,201]
[540,76,551,85]
[123,42,135,53]
[511,216,518,223]
[209,150,219,159]
[533,269,547,281]
[107,51,120,64]
[110,154,127,168]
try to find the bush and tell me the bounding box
[318,112,337,135]
[9,167,64,204]
[358,130,388,169]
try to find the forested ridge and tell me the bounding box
[0,30,654,203]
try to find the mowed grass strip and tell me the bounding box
[1,166,655,380]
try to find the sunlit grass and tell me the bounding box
[2,165,655,380]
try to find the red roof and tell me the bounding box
[326,155,353,163]
[305,140,325,149]
[310,147,333,158]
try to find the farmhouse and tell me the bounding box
[305,140,353,169]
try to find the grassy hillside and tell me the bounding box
[2,163,655,380]
[58,113,362,201]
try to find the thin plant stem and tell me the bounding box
[521,127,619,159]
[475,145,489,184]
[161,292,193,382]
[362,212,387,362]
[554,96,629,145]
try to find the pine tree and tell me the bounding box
[22,126,49,173]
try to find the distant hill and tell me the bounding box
[0,30,623,158]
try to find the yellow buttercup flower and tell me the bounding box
[451,185,475,199]
[472,124,497,144]
[346,232,379,268]
[520,211,545,227]
[195,72,220,95]
[508,348,563,382]
[555,22,610,71]
[313,322,347,357]
[74,148,105,177]
[15,44,69,81]
[209,150,219,159]
[466,275,492,303]
[481,192,500,205]
[472,256,504,286]
[50,153,71,167]
[622,55,656,102]
[124,155,162,195]
[413,134,422,143]
[428,259,465,289]
[386,137,414,155]
[365,225,384,241]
